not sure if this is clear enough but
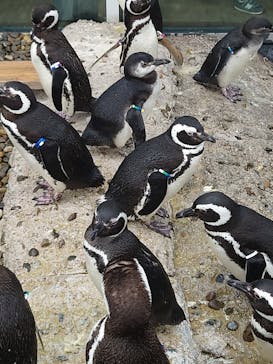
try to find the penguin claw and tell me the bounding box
[33,191,62,205]
[156,207,170,219]
[221,86,242,102]
[148,220,173,238]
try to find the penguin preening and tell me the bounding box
[86,259,170,364]
[193,17,272,102]
[0,81,104,205]
[0,265,37,364]
[31,3,93,118]
[119,0,183,67]
[228,279,273,363]
[92,116,215,236]
[84,220,186,325]
[82,52,170,149]
[176,191,273,282]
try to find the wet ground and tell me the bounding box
[1,21,273,363]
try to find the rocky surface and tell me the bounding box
[0,32,31,61]
[0,21,272,364]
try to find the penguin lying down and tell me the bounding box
[0,81,104,205]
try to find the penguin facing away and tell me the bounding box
[31,3,93,118]
[82,52,170,149]
[176,191,273,282]
[0,265,37,364]
[193,17,272,102]
[92,116,215,237]
[84,220,186,326]
[0,81,104,205]
[86,259,170,364]
[227,279,273,363]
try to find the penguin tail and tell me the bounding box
[67,166,104,189]
[82,126,113,147]
[193,71,218,88]
[155,303,186,326]
[89,97,97,112]
[86,166,105,188]
[159,37,183,66]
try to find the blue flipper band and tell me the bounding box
[50,62,62,71]
[227,46,234,55]
[34,137,46,149]
[159,169,171,178]
[131,104,144,112]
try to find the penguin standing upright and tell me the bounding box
[193,17,272,102]
[31,4,93,118]
[176,191,273,282]
[86,259,170,364]
[92,116,215,236]
[0,81,104,205]
[0,265,37,364]
[82,52,170,148]
[228,279,273,363]
[84,220,185,325]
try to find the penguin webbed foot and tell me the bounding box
[221,86,242,102]
[148,219,173,238]
[57,111,71,122]
[33,181,62,205]
[156,207,170,219]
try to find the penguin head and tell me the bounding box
[0,81,36,115]
[227,279,273,316]
[32,4,59,32]
[124,52,170,79]
[125,0,151,16]
[169,116,216,149]
[88,200,128,240]
[243,17,273,37]
[176,191,236,227]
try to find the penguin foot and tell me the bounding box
[221,86,242,102]
[156,207,170,219]
[148,220,173,238]
[57,111,70,121]
[34,179,51,191]
[33,189,62,205]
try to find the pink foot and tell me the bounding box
[221,86,242,102]
[33,190,62,205]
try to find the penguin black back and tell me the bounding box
[0,265,37,364]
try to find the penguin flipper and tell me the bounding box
[245,252,267,282]
[126,108,146,148]
[51,65,67,111]
[138,171,168,216]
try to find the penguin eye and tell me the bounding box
[253,292,261,300]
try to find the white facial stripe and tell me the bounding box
[251,316,273,339]
[3,88,31,114]
[42,9,59,29]
[262,254,273,278]
[133,63,156,78]
[171,123,202,148]
[126,0,151,15]
[254,288,273,308]
[196,203,232,226]
[134,258,152,303]
[87,316,107,364]
[111,212,128,236]
[257,310,273,323]
[83,240,109,266]
[1,115,33,148]
[206,230,246,259]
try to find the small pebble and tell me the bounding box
[243,323,254,342]
[41,239,51,248]
[224,307,234,315]
[17,175,28,182]
[216,274,224,283]
[57,239,65,249]
[208,299,224,310]
[194,271,205,279]
[51,229,60,239]
[58,313,64,322]
[3,145,13,153]
[205,319,221,328]
[29,248,39,257]
[67,255,76,261]
[265,147,273,153]
[227,321,239,331]
[23,262,31,272]
[57,355,68,362]
[67,212,77,221]
[206,291,216,301]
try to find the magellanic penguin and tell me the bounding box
[92,116,215,236]
[31,4,93,118]
[0,265,37,364]
[119,0,183,66]
[193,17,272,102]
[0,81,104,205]
[176,191,273,282]
[84,220,185,325]
[86,259,170,364]
[228,279,273,363]
[82,52,170,149]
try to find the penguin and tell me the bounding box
[0,265,37,364]
[30,3,93,118]
[86,259,170,364]
[0,81,104,205]
[176,191,273,282]
[84,219,186,325]
[119,0,183,66]
[92,116,215,236]
[82,52,170,149]
[227,278,273,363]
[193,17,273,102]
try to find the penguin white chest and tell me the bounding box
[126,22,158,60]
[217,43,262,87]
[113,119,132,148]
[251,317,273,362]
[143,78,161,114]
[31,42,52,99]
[84,248,104,295]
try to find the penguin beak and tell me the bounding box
[176,207,196,219]
[151,58,171,66]
[195,132,216,143]
[227,279,254,297]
